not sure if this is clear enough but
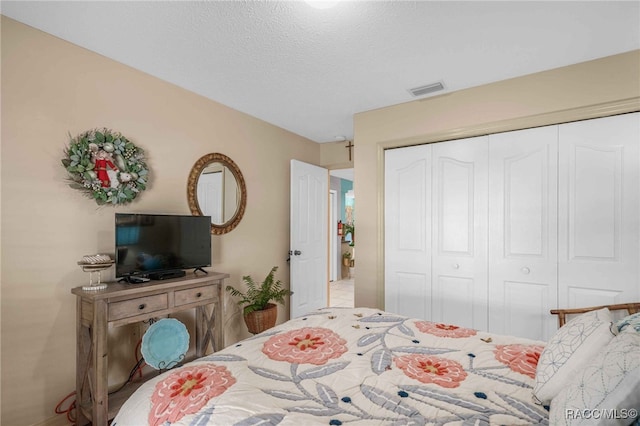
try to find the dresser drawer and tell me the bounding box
[109,293,168,321]
[175,285,216,306]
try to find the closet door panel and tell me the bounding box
[434,276,475,326]
[488,126,558,341]
[384,145,432,319]
[502,281,551,339]
[394,272,431,320]
[558,112,640,308]
[432,136,488,330]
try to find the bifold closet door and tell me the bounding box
[558,112,640,309]
[384,144,432,319]
[488,126,558,341]
[431,136,488,330]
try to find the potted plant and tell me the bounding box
[226,266,293,334]
[343,223,355,246]
[342,251,352,266]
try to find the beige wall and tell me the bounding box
[352,50,640,309]
[1,17,320,425]
[319,140,354,170]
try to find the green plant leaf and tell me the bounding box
[227,266,292,316]
[69,183,85,190]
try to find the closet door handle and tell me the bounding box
[452,263,459,269]
[521,267,530,275]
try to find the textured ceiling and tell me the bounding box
[2,1,639,143]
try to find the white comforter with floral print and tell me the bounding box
[113,308,548,425]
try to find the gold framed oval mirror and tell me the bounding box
[187,153,247,235]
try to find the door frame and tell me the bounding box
[329,190,338,282]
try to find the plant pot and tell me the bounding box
[342,258,351,266]
[243,303,278,334]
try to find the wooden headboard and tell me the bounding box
[550,302,640,328]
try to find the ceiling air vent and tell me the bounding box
[408,81,445,97]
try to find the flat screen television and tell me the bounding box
[115,213,211,281]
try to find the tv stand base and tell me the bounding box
[119,276,150,284]
[149,270,186,280]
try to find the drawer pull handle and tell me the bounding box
[196,292,202,298]
[138,304,146,310]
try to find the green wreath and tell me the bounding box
[62,128,149,205]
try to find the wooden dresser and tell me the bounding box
[71,272,229,426]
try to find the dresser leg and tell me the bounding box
[76,298,91,425]
[92,299,109,425]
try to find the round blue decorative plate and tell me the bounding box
[141,318,189,370]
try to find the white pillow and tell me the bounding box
[533,307,614,404]
[549,328,640,426]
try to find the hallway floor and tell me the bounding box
[329,278,354,307]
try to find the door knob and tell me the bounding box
[452,263,459,269]
[294,250,302,256]
[521,267,530,275]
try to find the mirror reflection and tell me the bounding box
[187,153,246,235]
[198,163,239,224]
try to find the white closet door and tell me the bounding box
[384,145,432,319]
[558,112,640,309]
[488,126,558,341]
[431,136,488,330]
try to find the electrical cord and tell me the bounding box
[54,391,76,424]
[135,337,146,378]
[109,356,146,395]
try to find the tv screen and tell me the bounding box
[115,213,211,279]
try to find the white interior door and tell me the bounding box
[431,136,488,330]
[290,160,329,318]
[488,126,558,341]
[558,112,640,309]
[384,145,432,319]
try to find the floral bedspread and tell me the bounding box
[113,308,549,425]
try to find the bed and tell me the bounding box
[113,307,551,425]
[114,304,640,426]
